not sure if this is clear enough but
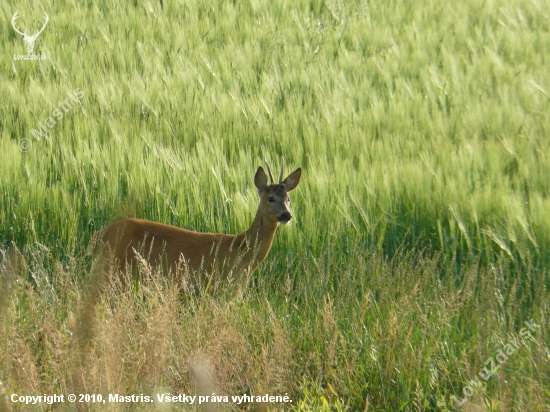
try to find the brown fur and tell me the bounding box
[98,165,301,287]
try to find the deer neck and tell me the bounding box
[238,209,279,268]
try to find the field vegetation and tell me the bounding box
[1,0,549,410]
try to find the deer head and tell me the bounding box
[255,158,302,224]
[12,12,49,55]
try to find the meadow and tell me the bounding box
[1,0,549,410]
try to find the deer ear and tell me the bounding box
[254,167,268,191]
[283,168,301,192]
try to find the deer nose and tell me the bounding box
[278,211,292,223]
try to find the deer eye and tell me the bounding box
[267,197,275,203]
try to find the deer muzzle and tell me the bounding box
[277,211,292,223]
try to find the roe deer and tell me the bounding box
[98,159,301,287]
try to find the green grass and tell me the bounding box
[1,0,549,410]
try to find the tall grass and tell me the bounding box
[1,0,549,410]
[1,245,548,411]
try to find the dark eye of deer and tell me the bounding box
[268,197,275,203]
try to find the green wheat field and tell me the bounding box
[1,0,549,410]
